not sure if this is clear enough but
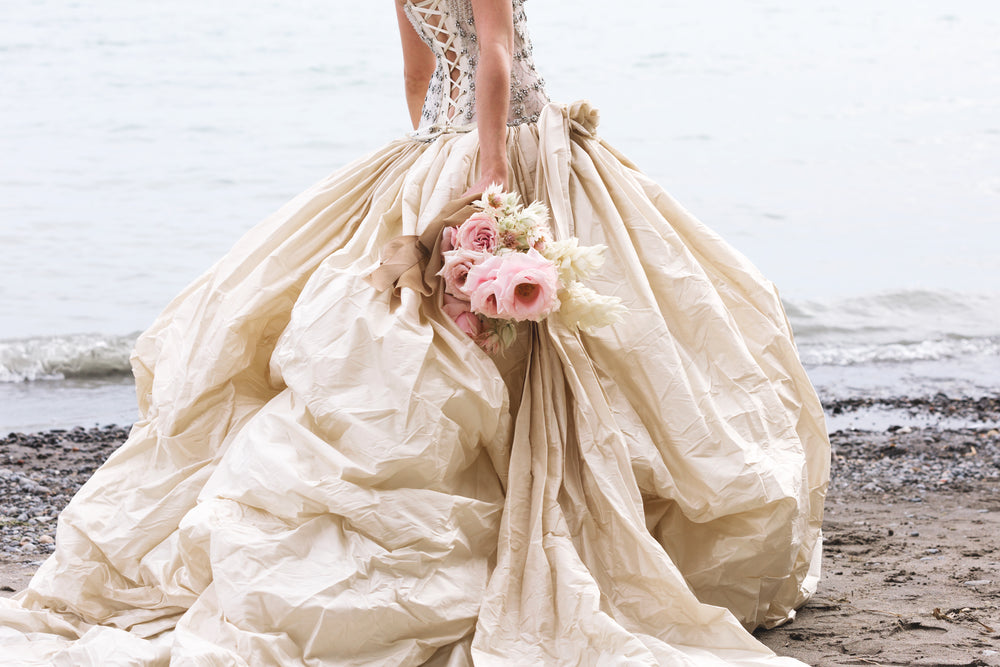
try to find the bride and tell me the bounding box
[0,1,828,664]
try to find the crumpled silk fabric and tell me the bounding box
[0,102,828,666]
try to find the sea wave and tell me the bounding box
[786,289,1000,367]
[0,333,138,382]
[797,335,1000,367]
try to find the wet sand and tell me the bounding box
[759,477,999,666]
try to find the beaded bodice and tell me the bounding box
[402,0,548,140]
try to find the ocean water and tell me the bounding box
[1,0,998,432]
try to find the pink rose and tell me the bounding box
[454,212,499,253]
[442,293,483,338]
[441,226,455,253]
[441,292,467,319]
[466,250,560,322]
[494,249,560,321]
[454,310,484,337]
[439,248,486,300]
[464,255,505,318]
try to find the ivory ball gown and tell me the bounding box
[0,1,829,664]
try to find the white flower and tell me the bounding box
[477,183,507,212]
[515,201,551,246]
[518,201,548,227]
[557,282,626,333]
[475,183,521,216]
[501,191,521,214]
[541,238,607,283]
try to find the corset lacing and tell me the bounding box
[403,0,549,141]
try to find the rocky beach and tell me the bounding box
[2,396,999,666]
[759,395,1000,667]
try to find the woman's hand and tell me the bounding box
[462,166,508,198]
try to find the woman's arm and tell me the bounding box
[464,0,514,195]
[395,2,436,130]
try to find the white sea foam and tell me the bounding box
[797,335,1000,367]
[0,334,137,383]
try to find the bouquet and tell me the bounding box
[437,184,625,353]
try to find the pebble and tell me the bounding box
[825,395,1000,426]
[828,416,1000,500]
[0,425,128,559]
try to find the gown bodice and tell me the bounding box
[402,0,549,139]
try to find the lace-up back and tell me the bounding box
[402,0,548,140]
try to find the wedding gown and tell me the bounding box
[0,1,830,664]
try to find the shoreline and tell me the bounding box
[2,400,999,665]
[5,355,1000,435]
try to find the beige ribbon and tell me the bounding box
[566,100,600,137]
[366,194,481,296]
